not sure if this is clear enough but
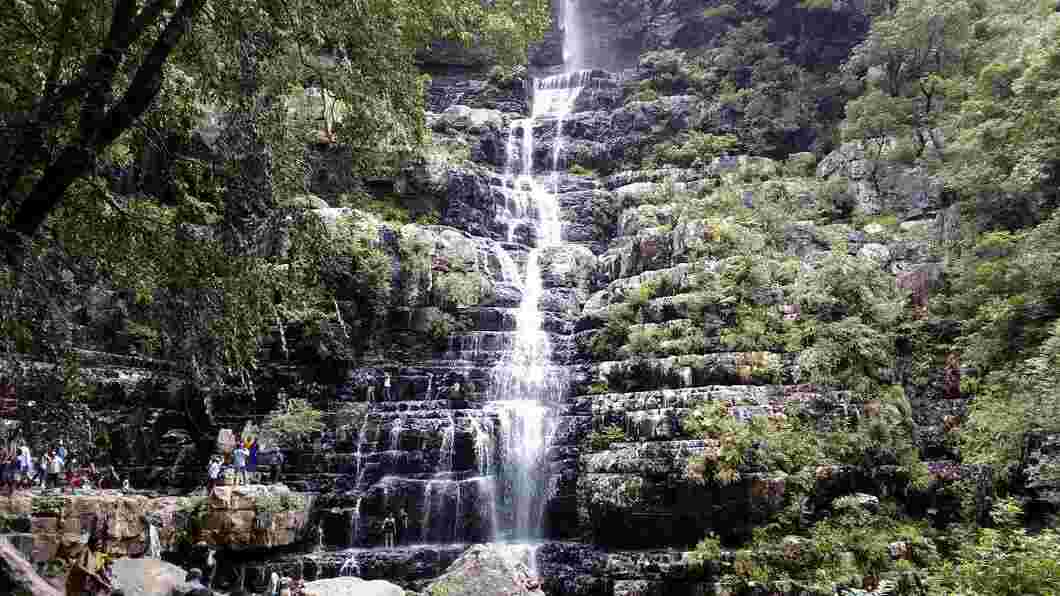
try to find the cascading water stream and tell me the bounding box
[485,71,588,541]
[340,1,593,548]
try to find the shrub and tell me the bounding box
[587,425,628,451]
[644,132,739,169]
[567,164,598,177]
[262,399,325,448]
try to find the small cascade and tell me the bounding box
[351,409,373,489]
[470,415,494,476]
[273,306,289,360]
[146,523,161,559]
[453,481,462,543]
[349,496,363,547]
[339,552,361,577]
[421,480,437,543]
[439,413,456,472]
[426,372,435,400]
[389,415,403,452]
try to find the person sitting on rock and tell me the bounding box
[382,513,397,548]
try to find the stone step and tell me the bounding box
[583,260,718,315]
[582,440,708,476]
[601,168,712,191]
[581,385,820,442]
[587,353,795,393]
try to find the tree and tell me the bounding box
[0,0,550,265]
[261,398,324,448]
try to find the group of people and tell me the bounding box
[365,372,393,402]
[0,439,126,495]
[206,438,285,492]
[380,508,410,548]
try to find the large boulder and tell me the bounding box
[0,537,61,596]
[303,576,404,596]
[817,140,943,217]
[425,544,545,596]
[109,558,188,596]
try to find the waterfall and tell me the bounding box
[485,70,587,541]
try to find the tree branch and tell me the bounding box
[3,0,210,268]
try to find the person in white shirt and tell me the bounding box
[383,372,392,401]
[207,457,222,493]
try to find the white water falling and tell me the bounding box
[484,71,587,541]
[421,480,436,543]
[389,415,403,452]
[439,413,456,472]
[562,0,586,70]
[350,496,363,547]
[340,551,361,577]
[470,415,494,476]
[453,481,462,543]
[146,523,161,559]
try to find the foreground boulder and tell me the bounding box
[110,558,189,596]
[304,576,404,596]
[0,537,61,596]
[424,544,545,596]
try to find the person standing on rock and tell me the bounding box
[383,372,392,401]
[397,508,409,545]
[233,443,249,485]
[272,449,285,484]
[207,457,221,493]
[16,445,30,489]
[43,450,58,489]
[382,513,396,548]
[248,438,259,481]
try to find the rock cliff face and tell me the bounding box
[4,3,1012,595]
[0,486,311,565]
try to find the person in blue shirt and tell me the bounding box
[233,445,249,485]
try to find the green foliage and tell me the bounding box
[703,495,939,595]
[488,64,528,88]
[567,164,598,177]
[31,497,66,516]
[683,401,820,485]
[586,425,628,451]
[255,494,305,514]
[644,132,739,169]
[927,499,1060,595]
[586,381,610,395]
[262,399,325,448]
[427,314,462,351]
[943,211,1060,472]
